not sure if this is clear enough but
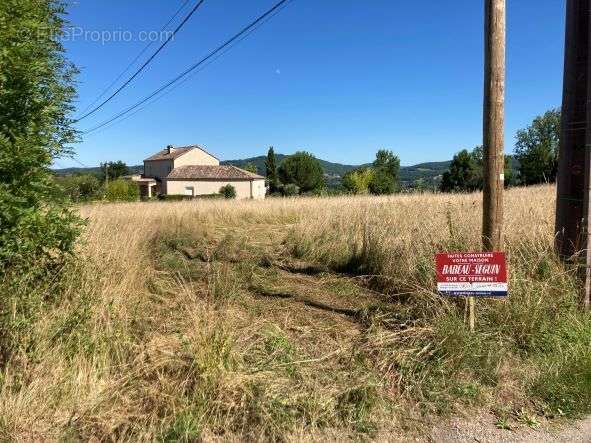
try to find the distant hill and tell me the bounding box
[52,155,455,189]
[399,161,452,188]
[221,154,357,178]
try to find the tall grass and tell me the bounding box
[0,185,589,440]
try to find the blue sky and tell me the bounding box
[61,0,565,168]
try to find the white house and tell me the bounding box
[135,145,266,200]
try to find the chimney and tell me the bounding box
[166,144,175,154]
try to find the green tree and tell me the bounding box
[105,180,139,202]
[440,149,481,192]
[373,149,400,186]
[278,151,324,193]
[265,146,279,193]
[0,0,81,270]
[514,109,561,185]
[369,168,396,195]
[504,155,517,187]
[369,149,400,195]
[342,168,374,194]
[467,145,517,189]
[101,160,129,182]
[243,162,258,174]
[219,184,237,199]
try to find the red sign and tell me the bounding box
[436,252,508,297]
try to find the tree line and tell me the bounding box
[58,105,562,204]
[54,160,138,202]
[264,147,401,196]
[440,109,560,192]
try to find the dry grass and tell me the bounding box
[0,185,590,441]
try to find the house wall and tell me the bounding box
[250,179,266,199]
[144,160,173,179]
[165,179,266,199]
[174,149,219,167]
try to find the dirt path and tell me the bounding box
[168,225,591,442]
[430,413,591,442]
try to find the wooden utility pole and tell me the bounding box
[470,0,505,332]
[482,0,505,251]
[555,0,591,310]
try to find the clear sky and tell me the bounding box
[60,0,565,168]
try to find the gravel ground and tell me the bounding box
[429,413,591,443]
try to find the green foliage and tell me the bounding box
[343,151,399,195]
[514,109,561,185]
[56,174,103,202]
[373,149,400,186]
[440,149,482,192]
[368,168,396,195]
[278,151,324,193]
[280,183,300,197]
[504,155,517,187]
[105,180,139,202]
[265,146,279,193]
[342,168,374,194]
[0,0,82,270]
[370,149,400,194]
[219,184,237,199]
[100,160,129,182]
[243,162,258,174]
[442,146,517,192]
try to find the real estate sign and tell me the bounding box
[436,252,507,297]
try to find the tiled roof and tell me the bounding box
[167,165,264,180]
[145,145,219,161]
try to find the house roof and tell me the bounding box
[167,165,264,180]
[144,145,219,161]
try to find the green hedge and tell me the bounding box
[105,179,139,202]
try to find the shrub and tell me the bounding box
[343,168,374,194]
[57,174,103,202]
[219,184,237,199]
[280,184,300,197]
[105,179,139,202]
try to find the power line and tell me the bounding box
[83,0,292,135]
[72,157,91,168]
[84,0,290,137]
[76,0,206,122]
[79,0,193,116]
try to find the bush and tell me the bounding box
[280,184,300,197]
[342,168,374,194]
[105,180,139,202]
[56,174,103,202]
[219,184,237,199]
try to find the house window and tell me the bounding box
[184,186,194,197]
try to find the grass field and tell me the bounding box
[1,185,590,441]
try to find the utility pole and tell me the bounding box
[471,0,505,332]
[555,0,591,310]
[482,0,505,251]
[104,162,109,189]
